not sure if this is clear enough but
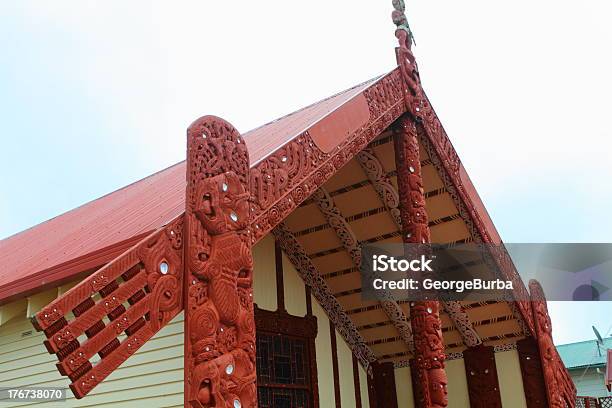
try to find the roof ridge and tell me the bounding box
[242,74,384,137]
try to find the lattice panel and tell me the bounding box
[600,396,612,408]
[576,397,599,408]
[31,216,183,398]
[256,332,311,408]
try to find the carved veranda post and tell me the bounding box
[391,2,448,408]
[184,116,257,408]
[394,116,448,408]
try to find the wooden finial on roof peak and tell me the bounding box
[391,0,415,48]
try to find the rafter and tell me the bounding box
[272,222,377,368]
[356,146,482,348]
[312,186,415,353]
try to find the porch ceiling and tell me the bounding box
[282,129,526,365]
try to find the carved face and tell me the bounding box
[429,369,448,406]
[194,172,249,235]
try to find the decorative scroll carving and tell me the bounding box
[31,216,184,399]
[394,344,517,368]
[313,187,415,353]
[357,146,481,348]
[249,69,405,243]
[394,115,447,408]
[463,345,503,408]
[529,280,576,408]
[185,116,256,408]
[517,338,549,408]
[272,222,377,368]
[356,147,402,227]
[441,301,481,348]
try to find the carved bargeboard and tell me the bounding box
[529,280,576,408]
[184,116,257,408]
[31,216,184,398]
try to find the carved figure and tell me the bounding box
[186,172,256,407]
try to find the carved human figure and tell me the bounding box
[429,369,448,408]
[187,172,257,408]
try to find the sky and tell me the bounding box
[0,1,611,345]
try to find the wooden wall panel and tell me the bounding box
[0,314,184,407]
[463,345,503,408]
[253,234,278,311]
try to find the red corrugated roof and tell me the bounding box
[0,76,380,303]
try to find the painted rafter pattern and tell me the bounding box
[356,147,482,348]
[272,222,377,368]
[312,187,415,353]
[417,132,531,336]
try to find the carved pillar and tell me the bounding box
[184,116,257,408]
[517,338,548,408]
[463,345,503,408]
[394,115,447,408]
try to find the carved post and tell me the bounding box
[184,116,257,408]
[394,115,448,408]
[463,345,503,408]
[517,338,549,408]
[390,3,448,405]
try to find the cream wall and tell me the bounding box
[252,233,277,311]
[446,358,471,408]
[311,295,370,408]
[394,350,531,408]
[312,300,336,406]
[495,350,528,408]
[395,366,415,408]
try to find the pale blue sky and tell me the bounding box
[1,1,610,345]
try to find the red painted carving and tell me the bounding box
[393,114,447,408]
[391,1,534,335]
[249,69,405,243]
[517,338,549,408]
[31,215,184,399]
[463,345,503,408]
[272,222,377,369]
[184,116,256,408]
[529,280,576,408]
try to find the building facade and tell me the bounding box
[0,3,578,408]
